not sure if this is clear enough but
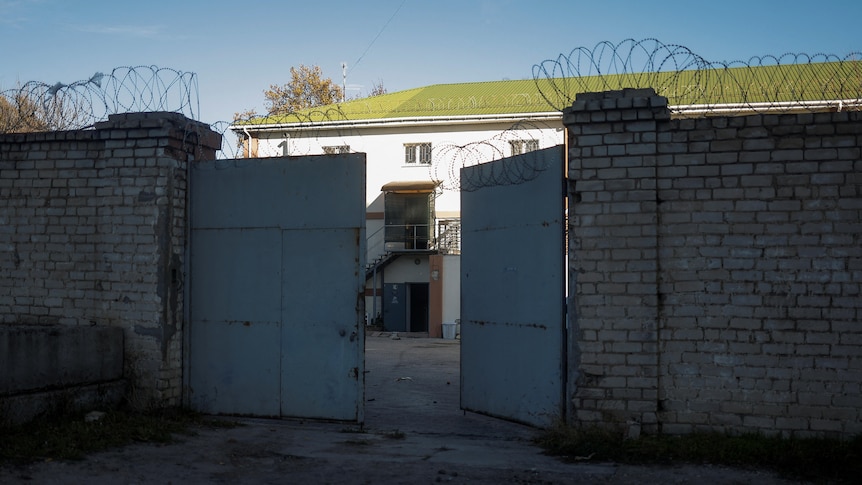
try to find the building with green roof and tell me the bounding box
[229,62,860,336]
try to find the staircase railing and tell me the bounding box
[365,219,462,275]
[435,220,461,255]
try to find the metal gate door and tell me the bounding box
[460,146,566,428]
[187,155,365,422]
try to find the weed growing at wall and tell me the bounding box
[536,423,862,483]
[0,408,237,464]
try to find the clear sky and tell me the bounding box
[1,0,860,125]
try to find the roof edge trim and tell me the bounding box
[230,112,562,133]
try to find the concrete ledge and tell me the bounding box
[0,325,124,394]
[0,380,127,426]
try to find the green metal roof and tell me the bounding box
[247,78,567,126]
[240,61,860,126]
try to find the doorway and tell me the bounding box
[408,283,429,332]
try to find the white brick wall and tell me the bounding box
[0,113,221,408]
[566,89,862,438]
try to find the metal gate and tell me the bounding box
[460,146,566,428]
[187,155,366,422]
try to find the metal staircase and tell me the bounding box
[364,219,461,280]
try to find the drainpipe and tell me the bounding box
[372,264,377,323]
[242,127,252,158]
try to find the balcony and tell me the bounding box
[366,219,460,279]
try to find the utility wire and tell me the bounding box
[347,0,406,77]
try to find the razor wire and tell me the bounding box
[237,39,862,190]
[0,66,199,133]
[237,113,560,192]
[432,119,560,192]
[533,38,862,115]
[3,39,860,190]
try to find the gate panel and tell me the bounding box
[460,146,565,428]
[188,155,365,422]
[188,228,282,415]
[190,320,281,415]
[280,228,363,420]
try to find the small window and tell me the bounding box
[323,145,350,154]
[404,143,432,165]
[510,139,539,156]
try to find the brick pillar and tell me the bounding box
[564,89,669,432]
[93,112,220,407]
[0,112,221,409]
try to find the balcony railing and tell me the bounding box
[384,224,430,251]
[365,219,461,275]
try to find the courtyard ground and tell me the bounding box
[0,335,800,484]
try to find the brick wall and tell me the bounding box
[565,89,862,438]
[0,113,220,408]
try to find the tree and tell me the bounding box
[0,92,51,133]
[264,64,344,115]
[232,107,258,123]
[0,88,88,133]
[369,80,387,97]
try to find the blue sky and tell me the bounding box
[1,0,860,125]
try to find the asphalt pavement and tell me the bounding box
[0,334,798,484]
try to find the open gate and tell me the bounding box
[186,155,366,422]
[460,146,566,428]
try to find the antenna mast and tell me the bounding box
[341,62,347,103]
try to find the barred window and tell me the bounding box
[510,139,539,156]
[323,145,350,154]
[404,143,432,164]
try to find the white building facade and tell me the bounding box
[232,81,566,336]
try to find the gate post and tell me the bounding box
[564,89,669,433]
[0,112,221,411]
[90,113,222,408]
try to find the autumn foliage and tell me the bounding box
[264,64,344,115]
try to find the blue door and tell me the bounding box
[383,283,407,332]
